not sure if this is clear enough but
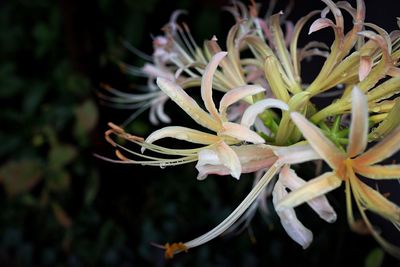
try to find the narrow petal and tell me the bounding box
[308,18,335,35]
[155,97,171,124]
[214,142,241,179]
[279,166,337,223]
[219,122,265,144]
[144,126,221,149]
[354,125,400,165]
[274,143,321,165]
[241,99,289,128]
[359,56,372,81]
[201,52,227,122]
[291,112,345,169]
[273,180,313,249]
[353,164,400,179]
[276,172,342,211]
[219,85,265,116]
[347,87,369,157]
[351,175,400,223]
[157,78,218,131]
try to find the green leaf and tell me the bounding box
[0,160,43,197]
[48,144,77,169]
[364,248,384,267]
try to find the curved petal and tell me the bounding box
[220,122,265,144]
[196,144,278,180]
[157,78,218,131]
[274,143,321,165]
[308,18,336,35]
[214,141,241,179]
[241,99,288,128]
[196,146,230,180]
[219,85,265,116]
[353,164,400,179]
[273,180,313,249]
[350,175,400,223]
[347,87,369,157]
[359,56,372,81]
[279,166,337,223]
[201,52,227,123]
[354,125,400,165]
[144,126,221,149]
[290,112,345,169]
[275,171,342,211]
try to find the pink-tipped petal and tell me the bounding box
[241,99,288,128]
[308,18,335,35]
[219,85,266,115]
[279,166,337,223]
[220,122,265,144]
[201,52,227,123]
[291,112,345,169]
[273,181,313,249]
[347,87,369,157]
[358,56,372,81]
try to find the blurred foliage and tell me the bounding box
[0,0,399,266]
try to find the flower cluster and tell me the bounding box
[100,0,400,259]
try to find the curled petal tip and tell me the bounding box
[308,18,334,35]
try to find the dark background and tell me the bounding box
[0,0,400,266]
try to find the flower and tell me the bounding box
[99,0,400,259]
[162,142,321,258]
[107,51,288,180]
[276,87,400,257]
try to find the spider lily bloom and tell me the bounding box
[99,10,210,126]
[276,87,400,257]
[141,51,288,179]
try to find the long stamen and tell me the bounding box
[163,163,281,257]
